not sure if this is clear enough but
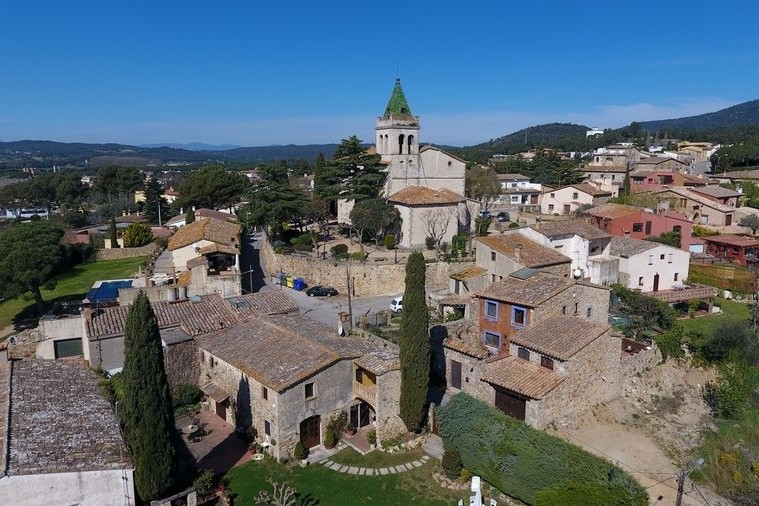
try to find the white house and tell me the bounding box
[588,237,690,292]
[388,187,464,250]
[540,184,612,215]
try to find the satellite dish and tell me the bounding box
[573,268,583,279]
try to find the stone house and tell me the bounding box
[585,203,704,253]
[656,187,736,226]
[540,184,612,215]
[633,156,687,173]
[0,358,135,505]
[473,233,572,284]
[196,314,403,460]
[440,268,617,428]
[518,220,612,279]
[588,237,690,292]
[388,186,465,250]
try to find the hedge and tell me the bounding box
[437,394,647,505]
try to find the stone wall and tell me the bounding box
[165,341,199,390]
[375,369,405,442]
[533,282,611,325]
[443,348,493,405]
[95,243,158,261]
[0,469,136,506]
[259,238,458,296]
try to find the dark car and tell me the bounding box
[479,210,492,220]
[306,285,338,297]
[496,211,510,222]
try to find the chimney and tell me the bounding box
[515,243,523,263]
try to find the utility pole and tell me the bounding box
[346,262,353,334]
[675,469,685,506]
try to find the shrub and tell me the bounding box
[123,222,154,248]
[326,411,347,443]
[654,323,684,362]
[293,242,313,252]
[193,469,215,497]
[534,482,646,506]
[474,217,491,236]
[349,251,367,261]
[172,384,203,408]
[384,234,395,250]
[324,430,336,449]
[693,224,720,237]
[425,236,436,250]
[367,429,377,446]
[331,244,348,260]
[438,393,647,505]
[293,441,307,460]
[442,448,463,479]
[508,222,520,229]
[451,233,467,258]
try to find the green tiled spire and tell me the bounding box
[384,78,413,117]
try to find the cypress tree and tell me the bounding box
[109,214,119,248]
[186,208,195,224]
[121,291,178,501]
[399,251,430,432]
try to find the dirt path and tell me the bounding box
[552,361,731,505]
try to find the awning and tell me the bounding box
[201,382,230,403]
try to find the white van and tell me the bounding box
[390,296,403,313]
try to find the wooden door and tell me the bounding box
[653,274,660,292]
[450,360,462,390]
[494,389,526,420]
[215,400,228,420]
[563,204,571,214]
[300,415,321,448]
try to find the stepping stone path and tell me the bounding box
[318,455,430,475]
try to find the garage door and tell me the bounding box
[494,388,526,420]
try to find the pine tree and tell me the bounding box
[399,251,430,432]
[121,291,178,501]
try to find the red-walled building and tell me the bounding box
[586,203,704,253]
[703,235,759,266]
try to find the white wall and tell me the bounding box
[540,187,594,215]
[0,469,135,506]
[617,245,689,292]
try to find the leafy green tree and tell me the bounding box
[700,321,759,365]
[239,164,310,237]
[143,178,169,225]
[176,165,247,211]
[647,230,680,248]
[399,251,430,432]
[465,165,501,211]
[123,223,154,247]
[349,198,400,246]
[706,352,756,419]
[121,291,179,501]
[0,221,64,315]
[739,214,759,235]
[94,166,143,202]
[316,136,385,208]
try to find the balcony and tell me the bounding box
[353,382,377,406]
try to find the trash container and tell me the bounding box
[294,278,305,291]
[285,275,295,288]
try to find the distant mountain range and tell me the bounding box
[2,99,758,169]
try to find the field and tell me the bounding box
[0,257,146,333]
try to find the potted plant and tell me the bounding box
[346,423,356,436]
[324,430,337,449]
[293,441,308,466]
[367,429,377,447]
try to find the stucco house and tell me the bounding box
[588,236,690,292]
[0,358,135,505]
[656,187,736,226]
[540,184,611,215]
[440,268,617,428]
[633,156,687,173]
[388,186,464,249]
[518,220,612,279]
[473,233,571,283]
[494,173,542,211]
[196,313,403,460]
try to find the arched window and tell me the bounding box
[398,134,405,154]
[407,134,414,153]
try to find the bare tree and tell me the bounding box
[465,165,501,212]
[254,479,299,506]
[421,207,457,257]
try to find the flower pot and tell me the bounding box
[299,459,309,468]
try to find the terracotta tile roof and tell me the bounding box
[715,170,759,181]
[609,236,660,257]
[187,256,206,270]
[168,218,241,251]
[529,220,611,240]
[476,270,574,307]
[510,315,610,360]
[195,208,239,222]
[7,359,130,475]
[585,203,641,220]
[200,381,230,403]
[84,293,240,339]
[450,265,488,281]
[703,235,759,247]
[388,186,464,206]
[443,337,489,359]
[354,350,401,376]
[476,234,570,268]
[690,185,741,199]
[482,356,564,399]
[227,292,299,316]
[570,184,612,197]
[656,187,734,212]
[199,243,239,255]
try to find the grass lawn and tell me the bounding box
[329,447,425,468]
[679,298,751,339]
[0,257,146,332]
[224,456,464,506]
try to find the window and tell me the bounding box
[355,368,363,382]
[550,193,555,198]
[660,254,665,260]
[483,331,501,349]
[633,223,643,232]
[491,274,497,282]
[541,356,554,370]
[587,307,592,318]
[674,272,679,282]
[262,386,268,400]
[638,276,644,286]
[517,347,530,360]
[54,338,83,358]
[491,251,496,262]
[673,225,681,233]
[668,254,673,264]
[264,420,271,436]
[511,306,526,327]
[572,192,579,199]
[484,300,498,321]
[648,255,653,265]
[562,305,567,315]
[305,382,315,399]
[548,204,555,211]
[574,302,579,315]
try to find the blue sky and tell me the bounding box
[1,1,757,147]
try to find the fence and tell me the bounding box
[689,263,757,294]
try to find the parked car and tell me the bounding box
[479,210,492,220]
[496,211,510,222]
[306,285,338,297]
[390,296,403,313]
